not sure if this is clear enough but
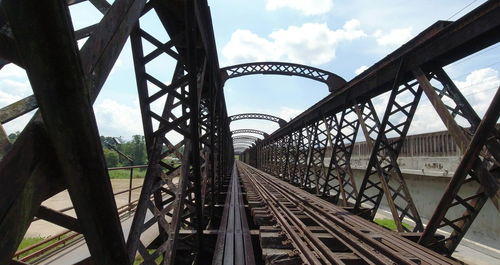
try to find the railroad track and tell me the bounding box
[236,161,458,265]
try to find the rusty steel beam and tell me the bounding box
[0,96,37,124]
[35,206,82,233]
[2,0,130,264]
[0,0,147,263]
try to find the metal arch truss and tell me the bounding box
[240,2,500,256]
[231,128,269,137]
[220,62,347,92]
[232,135,259,142]
[233,141,254,146]
[229,113,287,127]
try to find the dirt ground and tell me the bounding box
[25,178,144,238]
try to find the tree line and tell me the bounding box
[7,132,148,168]
[100,135,147,168]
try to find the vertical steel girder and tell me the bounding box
[277,135,290,178]
[414,67,500,255]
[281,134,294,181]
[323,107,360,205]
[269,139,279,176]
[303,119,329,194]
[0,0,143,263]
[2,0,130,263]
[286,130,300,183]
[290,127,310,187]
[354,76,424,232]
[126,1,230,264]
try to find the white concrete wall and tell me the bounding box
[350,168,500,251]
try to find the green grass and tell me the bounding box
[16,236,65,259]
[108,168,147,179]
[374,218,412,231]
[134,250,163,265]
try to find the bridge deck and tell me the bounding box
[237,161,459,265]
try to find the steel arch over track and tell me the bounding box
[220,62,347,92]
[231,129,269,137]
[233,141,254,146]
[229,113,287,127]
[233,135,259,142]
[233,140,256,146]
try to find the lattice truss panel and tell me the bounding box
[126,1,230,264]
[414,67,500,254]
[265,139,276,175]
[302,119,329,194]
[323,106,360,205]
[354,77,424,232]
[284,129,300,182]
[277,135,290,178]
[292,126,311,187]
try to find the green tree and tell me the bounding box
[103,148,119,167]
[8,131,20,143]
[130,135,146,165]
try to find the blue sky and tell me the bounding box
[1,0,499,143]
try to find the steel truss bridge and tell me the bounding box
[0,0,499,265]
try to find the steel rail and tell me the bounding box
[255,166,456,265]
[237,161,458,265]
[239,164,392,265]
[238,165,322,264]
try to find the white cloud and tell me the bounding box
[354,65,368,75]
[0,90,22,107]
[375,27,413,46]
[266,0,333,15]
[372,29,382,38]
[94,99,143,138]
[0,64,27,79]
[454,68,500,117]
[222,20,366,66]
[0,64,32,108]
[279,106,303,121]
[222,30,279,63]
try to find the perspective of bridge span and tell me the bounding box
[0,1,499,265]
